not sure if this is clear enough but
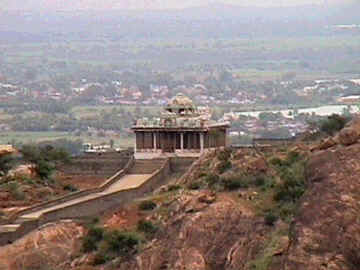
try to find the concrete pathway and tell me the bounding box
[19,174,152,220]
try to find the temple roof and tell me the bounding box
[166,93,194,108]
[132,93,230,130]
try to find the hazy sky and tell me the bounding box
[1,0,356,11]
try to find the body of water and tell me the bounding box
[236,105,360,119]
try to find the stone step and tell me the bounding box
[0,224,21,233]
[14,216,40,224]
[128,159,166,174]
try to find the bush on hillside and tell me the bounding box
[20,143,74,180]
[320,114,349,136]
[217,148,232,161]
[167,184,182,191]
[104,230,142,256]
[137,220,158,235]
[221,174,249,190]
[82,226,105,252]
[0,155,16,175]
[138,200,157,211]
[217,160,232,174]
[188,181,202,190]
[204,173,220,187]
[264,212,278,226]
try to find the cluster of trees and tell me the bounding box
[8,107,143,133]
[0,139,80,180]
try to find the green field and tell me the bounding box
[0,131,135,149]
[71,105,161,119]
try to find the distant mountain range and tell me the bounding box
[0,0,356,11]
[0,2,359,42]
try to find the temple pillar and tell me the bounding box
[153,132,157,151]
[200,132,204,153]
[180,133,184,150]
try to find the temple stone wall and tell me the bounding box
[56,151,132,177]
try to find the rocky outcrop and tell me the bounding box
[338,127,360,146]
[0,221,84,270]
[317,137,337,150]
[115,193,269,270]
[8,164,36,178]
[0,145,17,157]
[282,143,360,270]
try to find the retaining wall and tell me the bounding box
[12,156,135,222]
[169,157,197,174]
[57,151,132,177]
[0,158,170,246]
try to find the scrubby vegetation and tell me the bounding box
[264,151,307,223]
[319,114,350,136]
[138,200,157,211]
[137,219,158,236]
[82,224,144,266]
[82,226,105,252]
[189,148,307,225]
[20,143,72,180]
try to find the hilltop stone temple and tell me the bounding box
[132,93,230,158]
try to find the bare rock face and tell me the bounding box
[197,191,216,204]
[338,128,359,146]
[115,194,269,270]
[318,137,337,150]
[248,157,268,172]
[7,164,36,178]
[283,144,360,270]
[0,221,84,270]
[0,145,17,157]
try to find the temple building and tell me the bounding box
[132,93,230,158]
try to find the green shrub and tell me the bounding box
[167,184,181,191]
[222,178,246,190]
[269,157,283,167]
[63,184,78,192]
[320,114,349,136]
[217,160,232,174]
[82,226,104,252]
[92,252,109,265]
[279,203,297,221]
[254,174,266,187]
[137,219,158,235]
[88,226,105,242]
[286,151,301,164]
[264,212,278,226]
[82,235,98,252]
[5,181,26,201]
[217,148,232,161]
[188,181,202,190]
[221,174,250,190]
[36,159,55,180]
[204,173,220,187]
[198,172,207,178]
[104,230,141,256]
[0,155,15,174]
[274,162,306,203]
[138,200,157,211]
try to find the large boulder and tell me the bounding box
[0,145,17,156]
[8,164,36,178]
[338,128,359,146]
[318,137,337,150]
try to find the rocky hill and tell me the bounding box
[2,118,360,270]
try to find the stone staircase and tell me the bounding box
[128,159,166,174]
[0,157,176,245]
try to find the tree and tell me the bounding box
[110,139,115,149]
[320,114,349,136]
